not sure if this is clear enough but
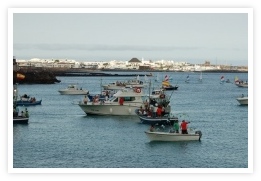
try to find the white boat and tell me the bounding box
[145,129,202,142]
[78,87,147,115]
[102,78,145,90]
[235,82,248,88]
[236,95,248,105]
[58,85,89,95]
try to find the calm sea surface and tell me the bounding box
[12,72,249,169]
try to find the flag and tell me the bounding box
[164,75,169,81]
[17,73,25,80]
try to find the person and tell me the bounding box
[180,120,190,134]
[119,97,124,105]
[138,106,144,114]
[147,108,152,117]
[149,124,154,132]
[161,106,165,116]
[173,120,179,133]
[83,95,88,104]
[144,99,149,110]
[25,108,29,118]
[156,106,162,117]
[152,105,157,118]
[21,111,25,117]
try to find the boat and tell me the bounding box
[185,75,190,83]
[13,114,29,124]
[79,79,172,116]
[220,75,225,84]
[13,84,29,124]
[236,95,248,105]
[161,80,178,90]
[135,109,177,125]
[225,79,231,83]
[16,94,42,106]
[102,77,145,90]
[234,76,248,88]
[78,87,148,116]
[58,84,89,95]
[144,129,202,142]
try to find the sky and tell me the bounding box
[12,9,249,66]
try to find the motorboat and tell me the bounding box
[135,109,177,125]
[102,77,145,90]
[145,129,202,142]
[16,94,42,106]
[235,82,248,88]
[78,87,148,116]
[16,99,42,106]
[236,95,248,105]
[13,116,29,124]
[58,85,89,95]
[161,80,178,91]
[78,88,142,115]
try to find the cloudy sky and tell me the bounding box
[12,9,249,66]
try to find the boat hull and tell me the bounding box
[58,90,88,95]
[16,100,42,106]
[236,84,248,88]
[13,117,29,124]
[163,86,178,91]
[145,131,202,142]
[78,103,143,116]
[135,110,177,125]
[236,97,248,105]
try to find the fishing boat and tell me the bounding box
[234,76,248,88]
[135,109,177,125]
[145,130,202,142]
[13,84,29,124]
[236,95,248,105]
[58,84,89,95]
[162,81,178,90]
[78,87,148,116]
[102,76,145,90]
[16,94,42,106]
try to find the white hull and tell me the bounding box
[236,97,248,105]
[58,90,88,95]
[79,103,143,115]
[236,84,248,88]
[145,131,202,141]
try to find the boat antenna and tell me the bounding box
[148,79,151,107]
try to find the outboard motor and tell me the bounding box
[195,130,202,141]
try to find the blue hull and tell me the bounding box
[16,100,42,106]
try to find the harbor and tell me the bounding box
[12,72,249,168]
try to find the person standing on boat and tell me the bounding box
[173,120,179,133]
[156,106,162,117]
[180,120,190,134]
[119,97,124,105]
[149,124,154,132]
[83,95,88,104]
[25,108,29,118]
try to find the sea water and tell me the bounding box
[12,72,249,169]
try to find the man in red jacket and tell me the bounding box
[180,120,190,134]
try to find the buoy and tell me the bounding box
[110,108,112,113]
[128,108,132,114]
